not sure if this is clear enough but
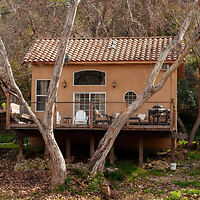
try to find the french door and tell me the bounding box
[73,92,106,123]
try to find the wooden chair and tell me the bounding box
[10,103,32,124]
[74,110,88,124]
[94,109,110,125]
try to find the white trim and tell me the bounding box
[73,92,106,124]
[73,69,106,86]
[35,79,51,112]
[123,90,138,103]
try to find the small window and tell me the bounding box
[161,64,169,70]
[124,91,137,104]
[74,70,105,85]
[36,80,50,111]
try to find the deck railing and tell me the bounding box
[5,92,176,131]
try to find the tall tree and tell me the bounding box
[88,0,200,174]
[0,0,81,186]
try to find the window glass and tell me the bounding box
[124,91,137,104]
[74,70,105,85]
[36,80,50,111]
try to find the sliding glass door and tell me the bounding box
[74,92,106,123]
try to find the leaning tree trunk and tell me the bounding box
[0,0,81,186]
[88,0,200,174]
[188,60,200,147]
[177,115,188,135]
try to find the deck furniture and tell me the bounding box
[63,116,72,125]
[74,110,88,124]
[56,111,61,125]
[148,108,169,124]
[10,103,32,124]
[94,109,113,125]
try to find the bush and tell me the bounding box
[0,134,16,143]
[169,191,181,200]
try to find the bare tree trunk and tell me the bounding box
[177,115,188,135]
[88,0,200,174]
[188,60,200,146]
[0,0,81,186]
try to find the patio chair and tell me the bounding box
[56,111,61,125]
[74,110,88,124]
[94,109,111,125]
[10,103,32,124]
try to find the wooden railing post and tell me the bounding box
[90,102,93,128]
[170,99,174,130]
[54,103,57,128]
[6,92,10,129]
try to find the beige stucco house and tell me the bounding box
[7,37,185,165]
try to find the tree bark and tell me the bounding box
[177,115,188,135]
[88,0,200,174]
[188,60,200,146]
[0,0,81,186]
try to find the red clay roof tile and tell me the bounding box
[23,37,182,64]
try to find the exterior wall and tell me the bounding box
[31,62,177,150]
[31,63,177,121]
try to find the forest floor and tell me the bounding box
[0,143,200,200]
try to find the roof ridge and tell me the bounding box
[35,36,174,41]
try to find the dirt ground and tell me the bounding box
[0,146,200,200]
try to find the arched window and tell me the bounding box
[124,91,137,104]
[74,70,105,85]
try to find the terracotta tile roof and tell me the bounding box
[23,37,183,64]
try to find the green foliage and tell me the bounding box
[169,191,181,200]
[187,151,200,160]
[178,55,199,110]
[189,170,200,176]
[116,161,137,176]
[0,143,18,149]
[87,173,105,194]
[55,177,71,193]
[174,180,200,188]
[104,170,125,181]
[0,134,16,143]
[184,188,200,195]
[71,168,88,178]
[150,169,165,176]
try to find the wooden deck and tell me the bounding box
[9,123,171,132]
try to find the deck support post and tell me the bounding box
[17,136,24,161]
[66,137,71,164]
[109,145,115,165]
[171,138,176,163]
[139,136,143,168]
[90,136,95,158]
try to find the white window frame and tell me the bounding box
[35,79,50,112]
[123,90,138,104]
[73,69,106,86]
[73,92,106,124]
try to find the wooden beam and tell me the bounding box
[90,136,95,158]
[17,136,24,161]
[6,92,10,129]
[139,136,143,168]
[171,138,176,163]
[66,137,71,164]
[109,146,115,165]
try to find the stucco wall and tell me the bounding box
[31,62,177,124]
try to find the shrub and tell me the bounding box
[169,191,181,200]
